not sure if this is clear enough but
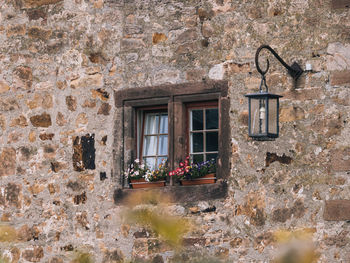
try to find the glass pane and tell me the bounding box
[156,157,167,168]
[159,114,168,134]
[191,110,203,131]
[158,135,168,155]
[192,154,203,164]
[206,153,218,162]
[250,98,266,135]
[144,114,159,135]
[206,108,218,129]
[206,131,218,151]
[191,132,203,153]
[143,135,157,156]
[268,99,277,134]
[144,157,156,170]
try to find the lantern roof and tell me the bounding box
[244,92,283,99]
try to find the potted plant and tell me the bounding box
[126,159,168,189]
[169,157,216,185]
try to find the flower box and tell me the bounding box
[180,173,216,186]
[130,178,166,189]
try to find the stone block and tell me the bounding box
[6,25,26,37]
[327,42,350,71]
[0,98,19,111]
[324,200,350,221]
[10,115,28,127]
[91,88,109,101]
[22,246,44,262]
[76,113,88,126]
[0,80,10,93]
[331,0,350,10]
[22,0,63,8]
[282,88,324,101]
[121,38,146,51]
[330,70,350,86]
[50,161,66,172]
[56,112,67,126]
[175,29,198,44]
[280,106,305,122]
[73,192,87,205]
[1,183,22,208]
[0,114,5,131]
[13,66,33,90]
[185,69,206,82]
[70,74,103,89]
[152,33,167,44]
[175,42,197,54]
[28,26,52,40]
[330,147,350,172]
[0,148,16,177]
[82,99,97,108]
[202,21,214,38]
[225,61,251,74]
[39,133,54,140]
[153,69,180,84]
[26,7,48,21]
[266,152,293,167]
[209,63,224,80]
[102,249,124,263]
[65,96,77,111]
[97,103,111,115]
[30,113,52,127]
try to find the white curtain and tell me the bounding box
[145,114,159,135]
[143,113,168,169]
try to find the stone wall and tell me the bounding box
[0,0,349,262]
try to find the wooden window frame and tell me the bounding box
[113,81,230,201]
[186,101,219,163]
[134,105,169,167]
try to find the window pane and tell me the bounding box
[191,110,203,131]
[145,114,159,135]
[191,132,203,153]
[250,98,266,135]
[192,154,203,164]
[143,135,157,156]
[159,114,168,134]
[144,157,156,170]
[206,153,218,162]
[156,157,167,168]
[158,135,168,155]
[206,108,218,129]
[268,99,277,134]
[206,131,218,151]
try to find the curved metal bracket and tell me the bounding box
[255,45,303,92]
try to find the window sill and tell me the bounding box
[113,179,228,205]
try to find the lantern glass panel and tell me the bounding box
[268,98,278,134]
[250,97,267,135]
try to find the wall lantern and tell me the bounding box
[245,45,303,141]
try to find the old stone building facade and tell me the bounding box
[0,0,350,262]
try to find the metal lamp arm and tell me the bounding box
[255,45,303,81]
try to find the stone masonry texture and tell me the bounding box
[0,0,350,262]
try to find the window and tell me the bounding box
[114,81,230,189]
[139,109,168,169]
[187,102,218,163]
